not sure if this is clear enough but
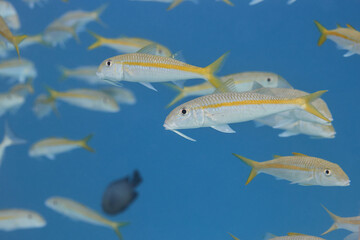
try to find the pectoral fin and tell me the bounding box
[343,51,356,57]
[211,124,236,133]
[139,82,157,91]
[279,130,299,137]
[46,154,55,160]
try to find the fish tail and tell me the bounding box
[205,51,230,89]
[314,21,328,46]
[45,86,60,100]
[13,34,27,59]
[25,78,34,94]
[297,90,330,123]
[94,4,108,27]
[87,31,106,50]
[228,232,240,240]
[167,0,184,10]
[112,221,130,240]
[58,66,69,81]
[79,134,95,152]
[232,153,259,185]
[132,170,142,187]
[223,0,235,6]
[164,83,186,108]
[321,205,340,235]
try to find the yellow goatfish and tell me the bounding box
[265,233,326,240]
[88,31,172,57]
[232,153,349,186]
[58,65,101,85]
[164,90,330,141]
[45,196,129,239]
[314,21,360,57]
[0,16,26,58]
[97,51,229,91]
[322,205,360,236]
[29,134,94,160]
[130,0,198,11]
[0,209,46,231]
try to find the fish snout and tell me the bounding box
[96,70,104,79]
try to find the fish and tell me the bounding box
[45,87,120,113]
[0,1,20,30]
[130,0,199,11]
[228,232,240,240]
[0,209,46,231]
[322,205,360,235]
[314,21,360,57]
[102,170,142,215]
[32,94,55,119]
[165,71,292,107]
[29,134,95,160]
[0,123,26,167]
[232,152,350,186]
[100,87,136,105]
[88,31,172,57]
[45,196,129,239]
[42,24,79,47]
[217,0,234,6]
[249,0,296,5]
[58,65,102,85]
[96,51,229,91]
[22,0,47,9]
[164,90,330,141]
[10,79,34,97]
[0,16,27,58]
[0,91,25,116]
[265,233,326,240]
[0,58,37,83]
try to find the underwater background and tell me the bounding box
[1,0,360,240]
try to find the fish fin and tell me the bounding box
[132,170,142,187]
[254,121,265,128]
[137,43,160,55]
[87,31,106,50]
[58,66,69,81]
[79,134,95,152]
[172,80,186,89]
[46,154,55,160]
[249,0,264,5]
[164,83,186,108]
[139,82,157,91]
[290,177,313,185]
[343,51,356,57]
[344,232,359,240]
[167,0,183,10]
[314,21,328,46]
[222,0,234,6]
[205,51,230,90]
[321,204,339,235]
[252,81,265,90]
[273,118,297,129]
[211,124,236,133]
[228,232,240,240]
[171,51,186,62]
[232,153,259,185]
[279,130,299,137]
[273,155,282,158]
[346,24,356,30]
[169,129,196,142]
[25,78,34,94]
[94,4,108,28]
[13,35,27,59]
[214,78,237,93]
[287,0,296,4]
[3,122,26,147]
[264,233,277,240]
[45,86,60,100]
[336,24,342,28]
[298,90,330,123]
[111,221,130,240]
[287,233,308,236]
[292,152,309,157]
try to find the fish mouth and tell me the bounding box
[96,71,104,79]
[343,179,351,186]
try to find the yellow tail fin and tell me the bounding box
[314,21,328,46]
[321,205,340,235]
[228,232,240,240]
[13,35,27,59]
[45,86,60,100]
[112,221,130,240]
[205,51,229,89]
[79,134,95,152]
[94,4,108,27]
[232,153,259,185]
[87,31,106,50]
[223,0,235,6]
[164,83,186,108]
[298,90,330,123]
[167,0,184,10]
[58,66,69,81]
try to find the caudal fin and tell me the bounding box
[232,153,259,185]
[112,221,130,240]
[228,232,240,240]
[164,83,186,108]
[132,170,142,187]
[4,122,26,147]
[87,31,106,50]
[13,35,27,59]
[79,134,95,152]
[205,51,229,89]
[298,90,331,123]
[321,204,340,235]
[314,21,328,46]
[223,0,234,6]
[58,66,69,81]
[94,4,108,27]
[167,0,184,10]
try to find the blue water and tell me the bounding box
[1,0,360,240]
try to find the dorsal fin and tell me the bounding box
[336,24,342,28]
[287,233,309,236]
[292,152,309,157]
[137,43,160,55]
[171,51,185,62]
[346,24,356,30]
[273,155,282,158]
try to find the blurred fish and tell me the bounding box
[130,0,199,11]
[0,209,46,231]
[46,87,120,113]
[322,205,360,236]
[100,87,136,105]
[45,196,129,239]
[232,152,350,186]
[228,233,240,240]
[0,16,27,58]
[265,233,326,240]
[32,94,55,119]
[164,90,330,141]
[249,0,296,5]
[314,21,360,57]
[42,24,79,47]
[58,65,102,85]
[88,31,172,57]
[165,71,292,107]
[0,1,20,30]
[0,123,26,167]
[29,134,94,160]
[217,0,234,6]
[97,51,229,91]
[102,170,142,215]
[0,58,37,83]
[22,0,47,9]
[10,79,34,97]
[0,91,24,116]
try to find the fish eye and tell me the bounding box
[324,169,331,176]
[106,60,112,67]
[181,108,188,116]
[267,78,271,82]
